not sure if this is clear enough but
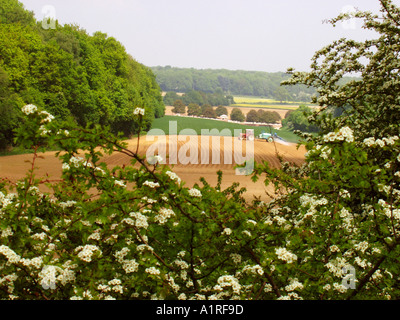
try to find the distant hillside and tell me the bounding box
[150,66,317,102]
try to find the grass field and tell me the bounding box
[150,115,301,143]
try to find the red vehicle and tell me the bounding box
[238,129,254,141]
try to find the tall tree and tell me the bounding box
[230,108,245,122]
[172,99,186,114]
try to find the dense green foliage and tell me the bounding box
[282,105,319,133]
[164,89,233,107]
[246,109,281,124]
[230,108,245,122]
[0,0,164,150]
[151,66,317,101]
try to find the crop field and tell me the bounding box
[0,135,306,201]
[231,95,319,111]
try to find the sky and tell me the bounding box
[19,0,399,72]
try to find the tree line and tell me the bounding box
[151,66,317,102]
[163,89,234,107]
[0,0,165,150]
[171,100,282,124]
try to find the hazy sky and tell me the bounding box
[19,0,398,72]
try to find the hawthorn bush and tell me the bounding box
[0,0,399,300]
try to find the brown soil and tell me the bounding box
[0,136,306,202]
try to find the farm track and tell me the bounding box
[0,136,306,201]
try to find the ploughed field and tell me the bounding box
[0,136,306,201]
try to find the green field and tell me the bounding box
[150,116,301,143]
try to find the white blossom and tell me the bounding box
[129,211,149,229]
[143,180,160,188]
[154,208,175,224]
[188,188,202,197]
[133,107,145,116]
[39,111,55,123]
[166,171,181,184]
[275,247,297,264]
[145,267,161,275]
[114,180,126,188]
[285,278,304,292]
[21,104,37,115]
[323,126,354,143]
[75,245,102,262]
[216,275,241,294]
[0,245,21,264]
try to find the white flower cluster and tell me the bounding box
[363,136,399,147]
[59,200,77,210]
[127,211,149,229]
[114,248,139,274]
[143,180,160,188]
[154,208,175,224]
[97,279,125,296]
[339,189,351,199]
[75,245,102,262]
[133,107,145,116]
[39,111,55,123]
[298,194,328,223]
[334,282,349,293]
[0,245,20,264]
[165,274,180,293]
[39,125,51,137]
[378,199,400,221]
[242,264,264,276]
[147,155,163,165]
[329,245,340,253]
[114,180,126,188]
[0,274,18,296]
[166,171,181,184]
[1,226,13,238]
[0,191,15,212]
[69,156,85,168]
[305,144,331,160]
[323,126,354,143]
[322,282,349,294]
[275,247,298,264]
[338,207,354,232]
[188,188,202,197]
[230,253,242,264]
[285,278,304,292]
[354,241,369,254]
[174,259,189,270]
[21,104,37,115]
[215,275,241,294]
[325,257,350,278]
[145,267,161,275]
[38,265,75,289]
[57,129,70,136]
